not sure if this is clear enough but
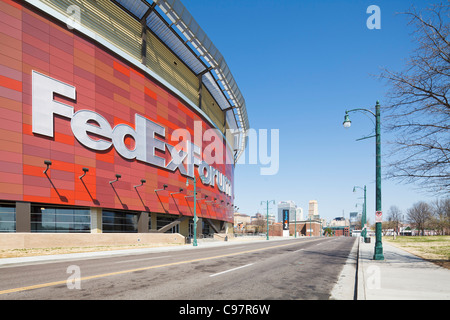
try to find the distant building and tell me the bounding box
[329,217,350,227]
[308,200,320,220]
[349,211,361,230]
[296,207,304,221]
[269,220,322,237]
[234,213,251,226]
[251,213,275,225]
[349,212,359,220]
[278,201,302,222]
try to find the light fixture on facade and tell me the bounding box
[109,174,121,185]
[133,179,146,189]
[79,167,89,180]
[154,184,168,193]
[43,160,52,174]
[170,188,184,196]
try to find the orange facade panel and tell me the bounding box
[0,1,234,223]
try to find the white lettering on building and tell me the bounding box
[31,70,232,196]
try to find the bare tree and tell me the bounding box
[380,3,450,194]
[387,205,402,237]
[407,201,433,235]
[252,216,267,234]
[430,197,450,234]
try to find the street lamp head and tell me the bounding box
[343,112,351,128]
[353,186,356,193]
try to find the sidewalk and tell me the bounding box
[357,238,450,300]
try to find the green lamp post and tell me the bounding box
[343,101,384,260]
[353,185,367,241]
[186,176,198,247]
[295,216,297,238]
[261,200,275,240]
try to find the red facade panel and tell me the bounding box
[0,1,234,222]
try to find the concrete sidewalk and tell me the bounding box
[357,238,450,300]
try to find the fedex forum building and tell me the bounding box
[0,0,249,247]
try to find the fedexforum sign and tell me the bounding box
[31,71,232,196]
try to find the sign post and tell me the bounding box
[282,209,289,237]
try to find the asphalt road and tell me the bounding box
[0,237,356,300]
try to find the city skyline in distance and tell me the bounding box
[183,0,443,223]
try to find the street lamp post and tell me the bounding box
[261,200,275,240]
[309,216,312,237]
[353,185,367,241]
[295,216,297,238]
[343,101,384,260]
[186,176,198,247]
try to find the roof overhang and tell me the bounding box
[115,0,249,161]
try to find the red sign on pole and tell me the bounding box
[375,211,383,223]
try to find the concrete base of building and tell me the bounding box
[0,233,185,250]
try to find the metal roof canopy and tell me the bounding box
[114,0,248,161]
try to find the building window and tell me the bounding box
[0,204,16,232]
[157,214,179,233]
[202,220,211,237]
[31,206,90,233]
[102,210,138,233]
[188,218,194,238]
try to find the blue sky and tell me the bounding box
[183,0,441,222]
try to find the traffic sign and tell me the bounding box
[375,211,382,222]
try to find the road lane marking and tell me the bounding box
[0,238,324,296]
[293,248,304,253]
[209,263,254,277]
[113,255,172,264]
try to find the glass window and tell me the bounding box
[74,214,90,224]
[188,219,194,238]
[0,204,16,232]
[157,214,179,234]
[102,210,138,233]
[31,205,90,233]
[202,220,211,237]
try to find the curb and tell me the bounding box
[356,237,365,300]
[329,237,359,300]
[353,238,359,300]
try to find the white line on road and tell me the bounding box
[293,248,304,253]
[209,263,254,278]
[113,255,172,264]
